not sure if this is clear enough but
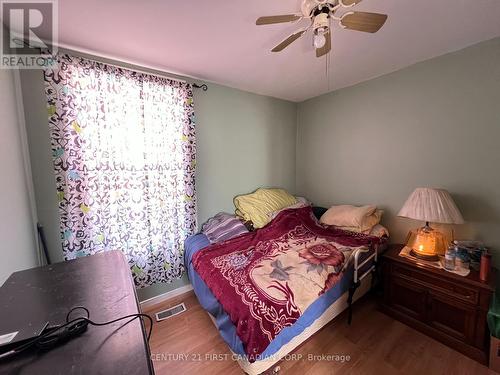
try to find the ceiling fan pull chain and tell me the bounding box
[325,47,329,91]
[328,47,332,92]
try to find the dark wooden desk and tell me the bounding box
[380,244,496,364]
[0,251,154,374]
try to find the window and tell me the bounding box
[44,54,196,287]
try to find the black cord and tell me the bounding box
[0,307,153,361]
[66,306,90,322]
[36,223,51,265]
[77,313,153,341]
[66,305,153,341]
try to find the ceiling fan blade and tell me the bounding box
[340,11,388,33]
[256,14,301,25]
[272,29,307,52]
[316,31,331,58]
[340,0,363,6]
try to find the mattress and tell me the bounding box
[184,233,377,361]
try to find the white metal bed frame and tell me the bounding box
[346,245,378,324]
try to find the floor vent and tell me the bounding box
[155,303,186,321]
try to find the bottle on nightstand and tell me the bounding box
[480,252,492,282]
[444,245,456,271]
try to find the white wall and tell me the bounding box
[0,66,38,284]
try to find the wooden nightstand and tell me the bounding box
[380,244,496,364]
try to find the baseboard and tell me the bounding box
[140,284,193,310]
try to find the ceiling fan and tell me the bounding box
[256,0,388,57]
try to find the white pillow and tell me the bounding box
[320,205,382,232]
[335,224,389,238]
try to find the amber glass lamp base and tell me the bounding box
[406,222,447,262]
[409,249,439,261]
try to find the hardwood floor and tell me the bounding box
[142,291,496,375]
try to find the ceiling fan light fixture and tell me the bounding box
[313,31,327,48]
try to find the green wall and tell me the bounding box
[196,83,297,224]
[19,57,297,301]
[296,37,500,265]
[0,27,38,284]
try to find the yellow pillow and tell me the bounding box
[234,188,297,228]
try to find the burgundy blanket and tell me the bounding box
[192,206,380,361]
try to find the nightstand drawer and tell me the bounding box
[389,274,427,321]
[427,289,477,343]
[392,264,479,306]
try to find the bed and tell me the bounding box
[184,206,385,374]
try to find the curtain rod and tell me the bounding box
[14,37,208,90]
[64,51,188,83]
[59,46,208,91]
[77,53,209,91]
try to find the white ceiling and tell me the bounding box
[39,0,500,101]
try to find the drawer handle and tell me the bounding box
[455,289,474,299]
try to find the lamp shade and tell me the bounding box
[398,188,464,224]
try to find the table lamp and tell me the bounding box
[398,188,464,261]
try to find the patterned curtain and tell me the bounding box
[44,54,196,288]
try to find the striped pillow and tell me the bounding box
[201,213,248,244]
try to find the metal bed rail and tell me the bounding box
[347,245,378,324]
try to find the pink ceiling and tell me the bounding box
[41,0,500,101]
